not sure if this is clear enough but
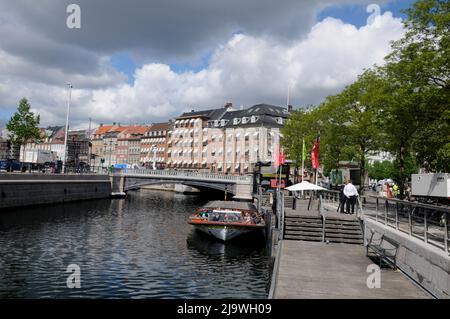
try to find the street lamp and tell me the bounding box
[62,83,72,173]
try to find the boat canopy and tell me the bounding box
[202,201,257,211]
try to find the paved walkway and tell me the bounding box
[272,240,431,299]
[285,198,358,220]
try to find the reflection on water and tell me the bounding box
[0,190,271,299]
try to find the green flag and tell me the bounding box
[302,138,306,161]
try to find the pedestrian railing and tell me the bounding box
[366,197,449,255]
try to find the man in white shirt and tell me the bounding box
[343,180,359,214]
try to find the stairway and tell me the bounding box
[283,216,324,242]
[283,215,364,245]
[324,218,364,245]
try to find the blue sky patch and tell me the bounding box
[317,0,415,28]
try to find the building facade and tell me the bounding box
[140,122,169,168]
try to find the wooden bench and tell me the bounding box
[366,230,399,270]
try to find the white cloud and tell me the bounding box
[1,12,405,128]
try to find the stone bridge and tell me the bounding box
[111,169,254,201]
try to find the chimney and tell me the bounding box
[288,105,293,113]
[191,109,195,113]
[224,102,233,109]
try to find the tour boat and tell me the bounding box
[188,201,265,241]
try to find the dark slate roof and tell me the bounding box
[178,107,226,120]
[220,104,289,128]
[243,104,289,117]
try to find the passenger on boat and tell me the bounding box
[244,213,252,224]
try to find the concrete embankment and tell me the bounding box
[0,174,111,209]
[364,218,450,299]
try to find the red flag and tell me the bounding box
[280,147,286,165]
[274,145,285,167]
[311,135,320,170]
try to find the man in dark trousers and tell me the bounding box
[338,184,346,214]
[343,180,359,214]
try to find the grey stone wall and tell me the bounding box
[0,174,111,209]
[364,218,450,299]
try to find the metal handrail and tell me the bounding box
[319,190,449,254]
[319,195,326,243]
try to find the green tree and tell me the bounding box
[384,0,450,173]
[336,70,385,192]
[6,98,42,165]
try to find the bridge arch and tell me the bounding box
[124,178,237,196]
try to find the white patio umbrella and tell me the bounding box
[286,181,327,192]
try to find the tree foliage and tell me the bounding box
[282,0,450,196]
[6,98,41,152]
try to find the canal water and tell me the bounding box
[0,190,271,298]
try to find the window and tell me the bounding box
[233,118,241,125]
[251,116,259,123]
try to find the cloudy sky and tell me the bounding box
[0,0,413,129]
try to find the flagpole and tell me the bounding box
[301,138,305,183]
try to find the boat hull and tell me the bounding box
[192,224,264,241]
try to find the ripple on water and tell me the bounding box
[0,191,271,299]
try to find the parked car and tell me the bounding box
[0,160,22,172]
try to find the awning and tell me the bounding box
[187,160,192,164]
[244,132,249,137]
[236,133,241,138]
[193,160,198,165]
[202,137,208,143]
[226,164,231,169]
[202,159,207,164]
[235,164,240,169]
[253,132,259,137]
[218,163,223,168]
[190,119,195,124]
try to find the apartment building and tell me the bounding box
[169,107,227,169]
[141,122,169,168]
[116,126,148,166]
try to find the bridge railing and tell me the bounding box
[118,168,253,183]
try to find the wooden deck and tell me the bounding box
[271,240,431,299]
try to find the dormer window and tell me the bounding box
[242,117,250,124]
[277,117,284,125]
[221,119,227,126]
[233,118,241,125]
[251,116,259,123]
[214,120,219,127]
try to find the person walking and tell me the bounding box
[338,184,346,214]
[343,180,359,214]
